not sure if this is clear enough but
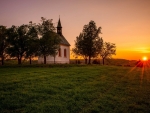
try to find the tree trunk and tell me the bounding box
[85,58,87,64]
[18,57,22,65]
[1,56,4,65]
[102,58,105,65]
[54,56,55,64]
[88,56,91,64]
[29,56,32,64]
[44,56,46,64]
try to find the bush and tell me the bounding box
[92,59,100,64]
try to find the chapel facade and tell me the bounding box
[38,18,70,64]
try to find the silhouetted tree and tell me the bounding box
[38,32,60,64]
[72,33,88,64]
[7,25,29,64]
[0,26,8,65]
[26,21,39,64]
[72,21,103,64]
[100,42,116,65]
[38,17,60,64]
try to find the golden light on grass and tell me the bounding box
[127,56,150,86]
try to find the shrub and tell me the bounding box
[92,59,100,64]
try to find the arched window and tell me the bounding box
[58,48,61,57]
[64,49,67,57]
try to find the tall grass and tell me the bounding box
[0,65,150,113]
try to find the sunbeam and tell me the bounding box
[127,60,150,86]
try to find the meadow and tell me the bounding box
[0,65,150,113]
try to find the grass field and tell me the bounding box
[0,65,150,113]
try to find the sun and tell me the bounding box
[142,56,148,61]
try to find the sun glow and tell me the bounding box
[142,56,148,61]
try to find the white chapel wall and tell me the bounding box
[38,45,70,64]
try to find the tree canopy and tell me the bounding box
[6,25,29,64]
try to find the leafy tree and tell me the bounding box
[7,25,29,64]
[0,26,8,65]
[72,33,88,64]
[38,17,60,64]
[26,21,39,64]
[100,42,116,65]
[38,31,60,64]
[72,21,103,64]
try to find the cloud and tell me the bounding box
[131,47,150,53]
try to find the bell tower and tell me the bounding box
[57,17,62,36]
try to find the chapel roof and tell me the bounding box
[59,35,70,46]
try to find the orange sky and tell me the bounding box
[0,0,150,60]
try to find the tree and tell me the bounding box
[100,42,116,65]
[72,33,88,64]
[26,21,39,64]
[0,26,8,65]
[38,31,60,64]
[38,17,60,64]
[72,21,103,64]
[7,25,29,64]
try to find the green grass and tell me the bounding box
[0,65,150,113]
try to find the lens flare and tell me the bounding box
[142,56,148,61]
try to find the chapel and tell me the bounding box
[38,18,70,64]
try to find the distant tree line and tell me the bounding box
[72,20,116,65]
[0,17,60,65]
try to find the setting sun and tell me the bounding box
[142,56,148,61]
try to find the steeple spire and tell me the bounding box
[57,16,62,28]
[57,17,62,36]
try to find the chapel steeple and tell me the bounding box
[57,17,62,36]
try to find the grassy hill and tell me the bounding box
[0,65,150,113]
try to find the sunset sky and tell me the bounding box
[0,0,150,60]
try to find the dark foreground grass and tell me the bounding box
[0,65,150,113]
